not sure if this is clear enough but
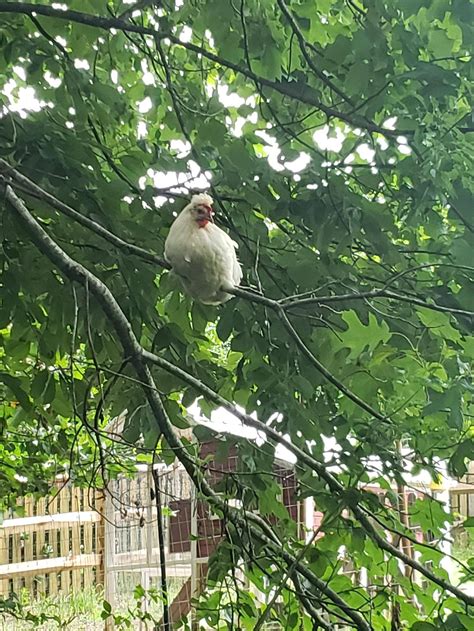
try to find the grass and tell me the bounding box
[0,576,188,630]
[452,534,474,565]
[0,586,104,631]
[450,527,474,596]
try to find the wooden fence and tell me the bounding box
[0,478,104,598]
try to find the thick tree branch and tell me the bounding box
[5,183,373,630]
[6,183,473,608]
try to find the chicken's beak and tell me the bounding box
[203,204,214,222]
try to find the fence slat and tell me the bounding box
[0,480,102,599]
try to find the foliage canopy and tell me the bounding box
[0,0,473,628]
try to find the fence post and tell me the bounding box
[190,484,198,630]
[143,465,155,631]
[104,489,115,631]
[96,490,105,590]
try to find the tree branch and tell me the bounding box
[5,182,374,630]
[5,162,471,435]
[0,1,446,139]
[87,116,143,197]
[280,287,474,318]
[0,159,171,269]
[278,306,391,422]
[276,0,354,106]
[292,574,335,630]
[254,528,326,630]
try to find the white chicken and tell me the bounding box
[164,193,242,305]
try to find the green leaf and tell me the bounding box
[428,30,455,57]
[0,373,32,411]
[337,311,391,359]
[133,584,146,599]
[42,374,56,405]
[424,387,464,429]
[30,370,49,399]
[416,307,461,342]
[449,440,474,477]
[225,141,251,172]
[199,119,228,144]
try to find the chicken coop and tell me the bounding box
[103,439,308,629]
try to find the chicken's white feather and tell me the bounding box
[164,194,242,305]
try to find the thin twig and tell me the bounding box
[276,0,354,106]
[281,287,474,318]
